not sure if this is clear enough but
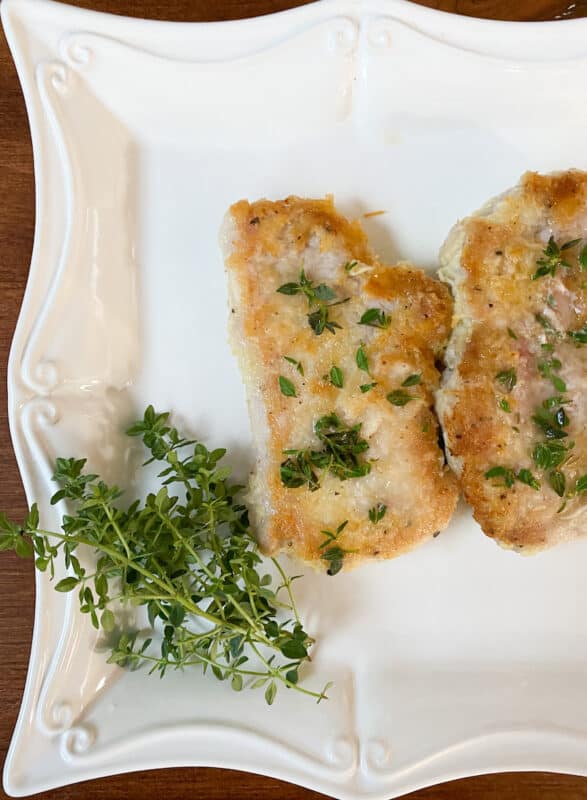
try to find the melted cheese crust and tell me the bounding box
[438,170,587,552]
[222,196,458,569]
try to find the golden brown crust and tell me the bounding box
[223,196,458,569]
[438,170,587,551]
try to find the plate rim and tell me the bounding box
[3,0,587,797]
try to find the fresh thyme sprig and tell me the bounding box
[276,269,348,336]
[280,413,371,491]
[0,406,330,705]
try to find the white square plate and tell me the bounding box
[3,0,587,796]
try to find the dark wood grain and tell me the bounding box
[1,1,587,798]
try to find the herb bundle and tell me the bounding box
[0,406,330,705]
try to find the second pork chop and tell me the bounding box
[438,170,587,552]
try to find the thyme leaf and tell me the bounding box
[402,373,422,388]
[387,390,414,406]
[548,470,566,497]
[517,468,540,491]
[279,376,297,397]
[368,504,387,523]
[496,368,517,392]
[329,366,344,388]
[359,308,391,329]
[484,466,516,488]
[356,344,369,373]
[283,356,304,376]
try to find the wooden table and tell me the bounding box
[2,0,587,798]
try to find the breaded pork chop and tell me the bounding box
[221,196,458,571]
[437,170,587,552]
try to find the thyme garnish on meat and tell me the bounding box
[356,344,369,373]
[318,520,351,576]
[359,308,391,329]
[567,326,587,345]
[495,368,517,393]
[368,504,387,524]
[537,358,566,393]
[484,466,539,490]
[279,376,297,397]
[280,414,371,491]
[277,269,348,336]
[528,304,578,503]
[386,390,414,406]
[329,366,344,388]
[487,235,587,505]
[283,356,304,375]
[531,404,569,439]
[386,373,422,406]
[532,236,581,280]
